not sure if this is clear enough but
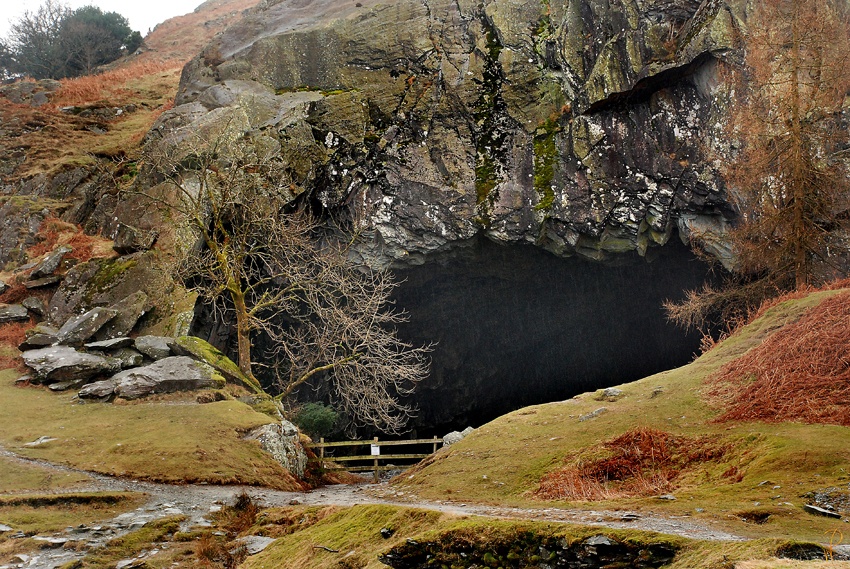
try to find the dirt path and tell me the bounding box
[0,446,750,568]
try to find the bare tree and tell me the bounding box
[143,126,430,433]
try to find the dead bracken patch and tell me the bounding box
[708,290,850,426]
[535,427,731,501]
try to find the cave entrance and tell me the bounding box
[391,237,710,436]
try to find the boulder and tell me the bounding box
[109,356,225,400]
[56,307,119,345]
[30,245,72,279]
[22,346,120,384]
[0,304,29,324]
[79,379,118,399]
[21,296,47,317]
[134,336,173,360]
[244,419,308,478]
[112,223,158,255]
[442,426,474,447]
[0,280,8,295]
[93,291,149,340]
[168,336,262,393]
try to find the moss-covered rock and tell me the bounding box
[168,335,264,394]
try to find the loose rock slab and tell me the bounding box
[134,336,173,360]
[108,356,225,400]
[22,346,120,384]
[30,245,72,279]
[0,304,29,324]
[56,307,119,345]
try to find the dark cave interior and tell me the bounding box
[391,237,710,436]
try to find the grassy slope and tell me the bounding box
[0,369,299,489]
[390,290,850,543]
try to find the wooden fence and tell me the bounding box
[307,437,443,483]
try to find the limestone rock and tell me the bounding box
[30,245,72,279]
[134,336,173,360]
[22,346,120,384]
[442,426,474,447]
[0,304,29,324]
[244,419,308,478]
[109,356,225,400]
[56,307,119,345]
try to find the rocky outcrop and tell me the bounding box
[21,346,121,384]
[81,356,226,400]
[148,0,745,269]
[244,419,308,479]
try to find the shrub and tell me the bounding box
[293,402,340,439]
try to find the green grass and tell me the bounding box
[0,454,91,494]
[0,369,301,489]
[393,290,850,542]
[240,504,840,569]
[0,492,145,533]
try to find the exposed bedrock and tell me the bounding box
[146,0,744,269]
[157,0,744,431]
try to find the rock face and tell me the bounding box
[153,0,743,269]
[244,419,309,479]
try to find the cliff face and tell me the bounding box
[157,0,743,268]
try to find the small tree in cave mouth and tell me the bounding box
[144,127,430,434]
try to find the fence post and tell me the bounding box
[432,436,438,453]
[319,437,325,468]
[373,437,380,483]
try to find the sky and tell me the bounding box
[0,0,203,38]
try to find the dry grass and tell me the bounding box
[51,61,178,108]
[535,427,733,501]
[708,291,850,425]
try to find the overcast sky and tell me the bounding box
[0,0,203,38]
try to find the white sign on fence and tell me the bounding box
[370,444,381,456]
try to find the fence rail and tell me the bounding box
[306,436,443,482]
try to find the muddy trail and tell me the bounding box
[0,445,766,568]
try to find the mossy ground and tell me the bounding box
[0,368,299,489]
[0,493,146,534]
[392,290,850,544]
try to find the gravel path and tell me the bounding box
[0,446,748,568]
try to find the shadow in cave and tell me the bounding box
[391,236,711,436]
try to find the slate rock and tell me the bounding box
[19,324,59,350]
[30,245,72,279]
[21,296,47,317]
[48,379,87,392]
[85,337,135,350]
[134,336,173,360]
[803,504,841,519]
[112,348,144,369]
[24,275,62,289]
[0,304,29,324]
[94,291,149,340]
[0,280,8,295]
[168,335,258,391]
[22,346,120,384]
[79,379,118,399]
[110,356,224,400]
[112,223,158,255]
[56,307,119,345]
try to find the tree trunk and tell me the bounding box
[231,287,254,380]
[790,4,807,289]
